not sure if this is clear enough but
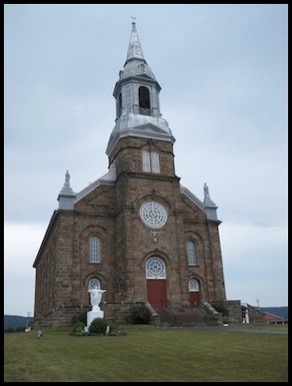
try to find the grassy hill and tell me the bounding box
[4,315,34,331]
[259,307,288,319]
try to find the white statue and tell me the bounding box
[204,182,210,200]
[88,286,106,311]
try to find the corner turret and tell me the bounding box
[57,170,76,210]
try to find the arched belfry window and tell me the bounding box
[187,240,197,266]
[118,93,122,118]
[139,86,150,116]
[89,235,101,263]
[142,150,160,173]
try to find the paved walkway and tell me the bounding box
[160,324,288,335]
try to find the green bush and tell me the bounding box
[71,311,87,325]
[210,301,229,317]
[129,304,151,324]
[108,322,118,332]
[72,321,85,333]
[88,318,109,334]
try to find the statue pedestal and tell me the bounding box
[85,308,104,332]
[84,287,106,332]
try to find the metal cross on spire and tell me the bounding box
[130,15,137,24]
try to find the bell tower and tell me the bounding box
[106,19,175,166]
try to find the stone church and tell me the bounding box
[33,21,233,328]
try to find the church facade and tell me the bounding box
[33,21,228,327]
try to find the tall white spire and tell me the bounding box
[125,19,145,64]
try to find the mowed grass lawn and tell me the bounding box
[4,324,288,382]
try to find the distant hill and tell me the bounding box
[4,315,34,331]
[258,307,288,319]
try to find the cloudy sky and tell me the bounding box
[4,4,288,317]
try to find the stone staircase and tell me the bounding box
[156,302,223,327]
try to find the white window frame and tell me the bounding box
[88,278,101,289]
[146,257,166,279]
[188,279,199,292]
[187,240,197,266]
[89,235,101,263]
[142,150,160,173]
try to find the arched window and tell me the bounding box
[142,150,160,173]
[89,235,101,263]
[146,257,166,279]
[151,151,160,173]
[88,278,101,306]
[188,279,199,292]
[88,278,101,289]
[139,86,150,115]
[187,240,197,266]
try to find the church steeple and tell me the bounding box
[106,19,175,158]
[125,18,146,64]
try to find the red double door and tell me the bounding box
[147,279,200,308]
[189,291,200,306]
[147,279,167,309]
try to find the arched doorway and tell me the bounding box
[188,278,200,307]
[146,257,167,309]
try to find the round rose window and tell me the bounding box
[139,201,167,228]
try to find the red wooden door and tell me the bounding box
[147,279,167,308]
[189,291,200,307]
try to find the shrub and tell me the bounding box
[71,311,87,325]
[108,322,118,332]
[210,302,229,317]
[129,304,151,324]
[72,321,85,333]
[88,318,109,334]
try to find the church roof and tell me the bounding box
[75,162,116,203]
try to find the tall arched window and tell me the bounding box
[142,150,160,173]
[89,235,101,263]
[139,86,150,115]
[151,151,160,173]
[187,240,197,266]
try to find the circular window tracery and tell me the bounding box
[140,201,167,228]
[88,278,101,289]
[188,279,199,292]
[146,257,166,279]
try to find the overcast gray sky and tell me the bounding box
[4,4,288,316]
